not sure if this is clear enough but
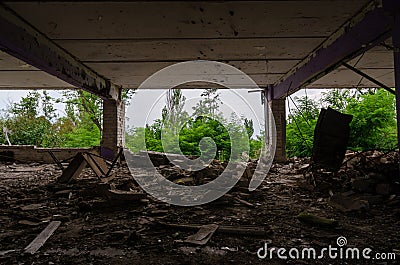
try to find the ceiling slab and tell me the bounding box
[7,1,369,39]
[1,1,395,91]
[0,51,38,71]
[87,60,298,76]
[272,2,394,98]
[0,71,74,89]
[348,45,394,69]
[309,68,394,88]
[56,38,324,62]
[86,64,282,89]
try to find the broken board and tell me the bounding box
[57,153,87,183]
[57,152,115,183]
[24,221,61,254]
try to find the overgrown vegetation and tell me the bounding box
[125,89,258,161]
[0,88,397,160]
[286,89,397,157]
[0,90,102,148]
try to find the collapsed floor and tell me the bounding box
[0,151,399,264]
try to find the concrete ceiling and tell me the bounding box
[0,1,395,91]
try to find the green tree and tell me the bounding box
[192,88,222,118]
[286,89,397,157]
[346,89,396,150]
[3,91,62,147]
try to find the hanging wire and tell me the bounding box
[284,82,313,153]
[288,95,312,128]
[352,52,365,90]
[287,94,313,154]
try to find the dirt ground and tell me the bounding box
[1,153,399,264]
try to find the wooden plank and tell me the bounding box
[83,153,115,182]
[57,153,87,183]
[159,222,272,237]
[24,221,61,254]
[83,153,106,178]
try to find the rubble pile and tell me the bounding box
[342,151,400,195]
[0,151,399,264]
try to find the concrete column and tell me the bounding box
[269,99,286,162]
[101,99,125,159]
[393,13,400,177]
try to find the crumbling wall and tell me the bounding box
[0,145,99,163]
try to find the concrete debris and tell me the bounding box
[0,150,399,264]
[329,193,369,212]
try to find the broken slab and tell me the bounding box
[329,193,369,212]
[185,224,219,245]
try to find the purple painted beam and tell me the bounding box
[0,3,121,100]
[272,2,393,99]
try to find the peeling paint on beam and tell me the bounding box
[272,1,392,99]
[0,3,120,100]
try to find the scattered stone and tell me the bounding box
[329,193,369,212]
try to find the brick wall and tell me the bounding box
[269,99,287,162]
[102,99,125,157]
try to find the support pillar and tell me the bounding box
[392,12,400,176]
[101,99,125,160]
[269,98,287,162]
